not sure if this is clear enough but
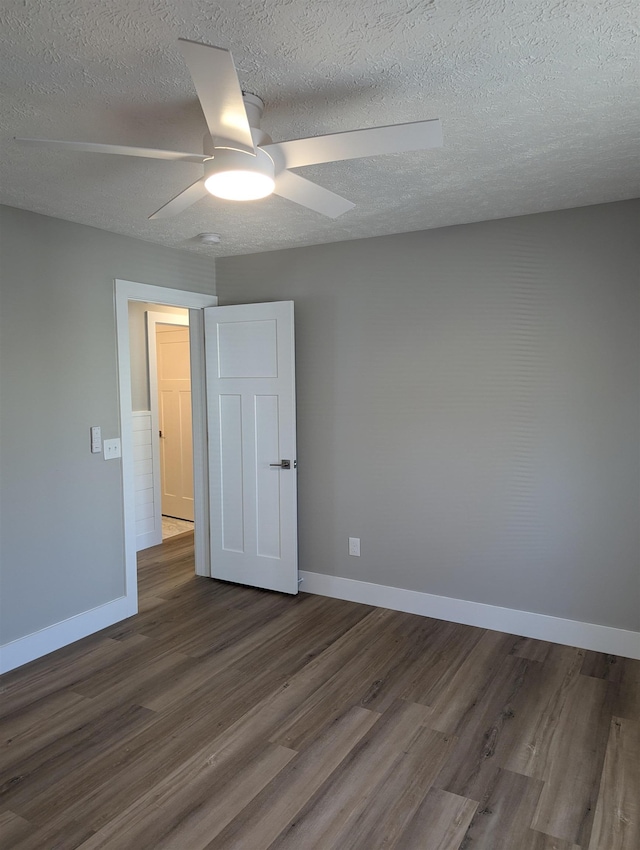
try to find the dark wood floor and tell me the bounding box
[1,534,638,849]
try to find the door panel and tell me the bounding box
[255,394,281,559]
[218,319,278,378]
[204,301,298,594]
[219,393,244,552]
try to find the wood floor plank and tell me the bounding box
[0,635,140,720]
[308,724,456,849]
[511,636,558,663]
[530,674,615,846]
[511,829,581,850]
[392,787,477,850]
[511,637,583,668]
[263,700,437,850]
[1,689,90,766]
[267,608,407,750]
[0,810,35,846]
[588,717,639,850]
[500,645,587,777]
[427,630,522,735]
[1,702,156,818]
[159,593,308,659]
[77,741,297,850]
[28,663,294,831]
[29,710,230,833]
[127,593,245,652]
[614,658,640,720]
[580,651,624,682]
[458,767,544,850]
[356,616,474,714]
[10,817,96,850]
[135,593,166,615]
[202,705,381,850]
[69,650,202,728]
[141,594,370,713]
[398,620,486,707]
[432,654,535,801]
[72,641,194,702]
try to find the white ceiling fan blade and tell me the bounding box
[16,137,207,163]
[274,171,355,219]
[148,178,208,219]
[263,118,442,169]
[178,39,255,156]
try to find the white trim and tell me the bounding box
[115,279,217,622]
[146,311,190,546]
[299,571,640,660]
[0,597,131,674]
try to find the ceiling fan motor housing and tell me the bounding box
[241,92,265,129]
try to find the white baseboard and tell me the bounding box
[299,571,640,660]
[2,573,637,675]
[0,596,134,674]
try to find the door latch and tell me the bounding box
[270,459,296,469]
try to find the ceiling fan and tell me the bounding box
[18,39,443,220]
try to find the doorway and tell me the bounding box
[116,280,299,617]
[116,279,217,620]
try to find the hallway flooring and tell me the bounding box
[161,515,194,539]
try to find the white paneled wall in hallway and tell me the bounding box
[133,411,161,550]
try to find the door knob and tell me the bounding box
[269,459,293,469]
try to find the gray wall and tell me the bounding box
[0,206,214,644]
[217,200,640,632]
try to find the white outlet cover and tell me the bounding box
[349,537,361,556]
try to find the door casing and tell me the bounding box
[115,279,217,616]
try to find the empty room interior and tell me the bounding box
[0,2,638,849]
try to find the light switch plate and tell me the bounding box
[103,438,121,460]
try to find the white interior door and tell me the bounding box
[204,301,298,594]
[156,324,194,521]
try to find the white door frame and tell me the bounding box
[147,311,190,546]
[115,279,217,616]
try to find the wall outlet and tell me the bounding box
[103,438,121,460]
[348,537,361,557]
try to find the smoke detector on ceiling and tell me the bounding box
[197,232,221,244]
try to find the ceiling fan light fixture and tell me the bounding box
[205,169,275,201]
[204,147,275,201]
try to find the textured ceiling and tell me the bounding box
[1,0,638,257]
